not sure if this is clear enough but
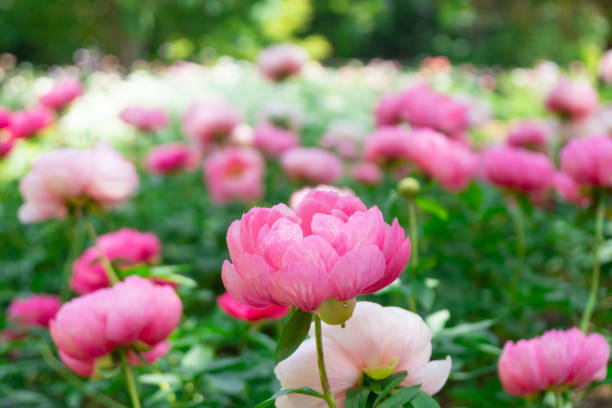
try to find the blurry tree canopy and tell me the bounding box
[0,0,610,67]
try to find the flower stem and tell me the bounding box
[407,200,418,312]
[60,216,83,299]
[313,315,336,408]
[555,392,564,408]
[121,350,142,408]
[580,196,605,332]
[510,203,526,293]
[85,216,120,285]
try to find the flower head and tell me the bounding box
[560,135,612,188]
[145,142,199,174]
[352,162,383,186]
[281,147,343,185]
[507,120,551,152]
[7,294,62,328]
[289,185,355,211]
[39,77,83,110]
[217,292,289,322]
[9,106,53,139]
[257,44,308,82]
[481,147,555,193]
[545,77,599,120]
[182,98,243,151]
[120,106,169,132]
[254,123,299,156]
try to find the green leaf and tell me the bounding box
[373,371,408,404]
[377,386,420,408]
[139,373,181,389]
[253,387,324,408]
[425,309,450,335]
[180,344,214,373]
[409,390,441,408]
[414,197,448,221]
[345,388,371,408]
[275,309,312,364]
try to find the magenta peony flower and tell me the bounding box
[221,191,411,314]
[498,328,609,396]
[545,77,599,120]
[253,123,299,156]
[288,185,355,211]
[481,147,555,193]
[181,98,243,151]
[281,147,343,185]
[0,130,15,158]
[18,143,139,223]
[50,276,182,377]
[39,77,83,110]
[203,147,265,204]
[507,120,551,151]
[600,50,612,84]
[352,162,383,185]
[145,142,199,175]
[560,135,612,188]
[554,172,590,207]
[275,302,451,407]
[257,44,308,82]
[9,106,53,139]
[320,120,366,159]
[119,106,169,132]
[7,294,62,328]
[71,228,162,295]
[0,107,11,129]
[374,93,404,127]
[364,126,413,165]
[217,292,289,322]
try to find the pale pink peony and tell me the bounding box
[71,228,162,295]
[0,107,11,129]
[481,147,556,193]
[275,302,451,407]
[352,162,383,185]
[288,185,355,211]
[221,191,411,312]
[507,120,551,151]
[545,77,599,120]
[39,78,83,110]
[119,106,169,132]
[217,292,289,322]
[560,135,612,188]
[253,123,299,156]
[18,143,139,223]
[145,142,199,174]
[498,328,609,396]
[554,172,590,207]
[374,93,404,127]
[203,147,265,204]
[281,147,343,185]
[320,120,366,159]
[364,126,413,165]
[181,98,243,151]
[7,294,62,328]
[600,50,612,84]
[257,44,308,82]
[9,106,54,139]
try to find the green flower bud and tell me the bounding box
[316,298,356,325]
[398,177,420,199]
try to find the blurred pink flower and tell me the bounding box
[203,147,265,204]
[560,135,612,188]
[481,147,555,193]
[145,142,199,174]
[281,147,343,185]
[554,172,590,208]
[222,190,411,312]
[364,126,412,165]
[51,276,182,377]
[7,294,61,328]
[288,185,355,210]
[217,292,289,322]
[18,143,139,223]
[498,328,609,396]
[181,98,243,151]
[600,49,612,85]
[0,130,15,158]
[9,106,54,139]
[253,123,299,156]
[0,107,11,129]
[545,77,599,120]
[71,228,162,295]
[275,302,451,407]
[39,77,83,110]
[374,93,404,127]
[320,120,366,159]
[352,162,383,185]
[257,44,308,82]
[507,120,551,151]
[120,106,169,132]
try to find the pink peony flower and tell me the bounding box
[39,77,83,110]
[18,143,139,223]
[600,49,612,84]
[560,135,612,188]
[7,294,62,328]
[288,185,355,211]
[259,102,302,132]
[320,120,366,159]
[181,98,243,151]
[119,106,169,132]
[545,77,599,120]
[352,162,383,185]
[507,120,551,151]
[257,44,308,82]
[364,126,413,165]
[554,172,590,207]
[481,147,556,193]
[71,228,162,295]
[374,93,404,127]
[0,107,11,129]
[50,276,182,377]
[0,130,15,158]
[217,292,289,322]
[498,328,609,396]
[275,302,451,407]
[145,142,199,174]
[253,123,299,156]
[221,191,411,313]
[281,147,343,185]
[9,106,54,139]
[203,147,265,204]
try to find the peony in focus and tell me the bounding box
[257,44,308,82]
[545,77,599,120]
[203,147,265,204]
[9,106,53,139]
[498,328,609,396]
[254,123,299,156]
[481,147,556,193]
[560,135,612,188]
[7,294,62,328]
[288,185,355,211]
[39,77,83,110]
[275,301,451,407]
[120,106,169,132]
[18,143,139,223]
[50,276,182,377]
[221,190,411,317]
[217,292,289,322]
[71,228,162,295]
[507,120,551,151]
[281,147,343,185]
[181,98,243,151]
[145,142,199,174]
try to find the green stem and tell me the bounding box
[580,196,605,332]
[555,392,564,408]
[60,216,83,299]
[510,203,526,293]
[85,217,120,285]
[314,315,336,408]
[407,200,418,312]
[121,350,142,408]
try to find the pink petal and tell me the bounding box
[329,245,385,300]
